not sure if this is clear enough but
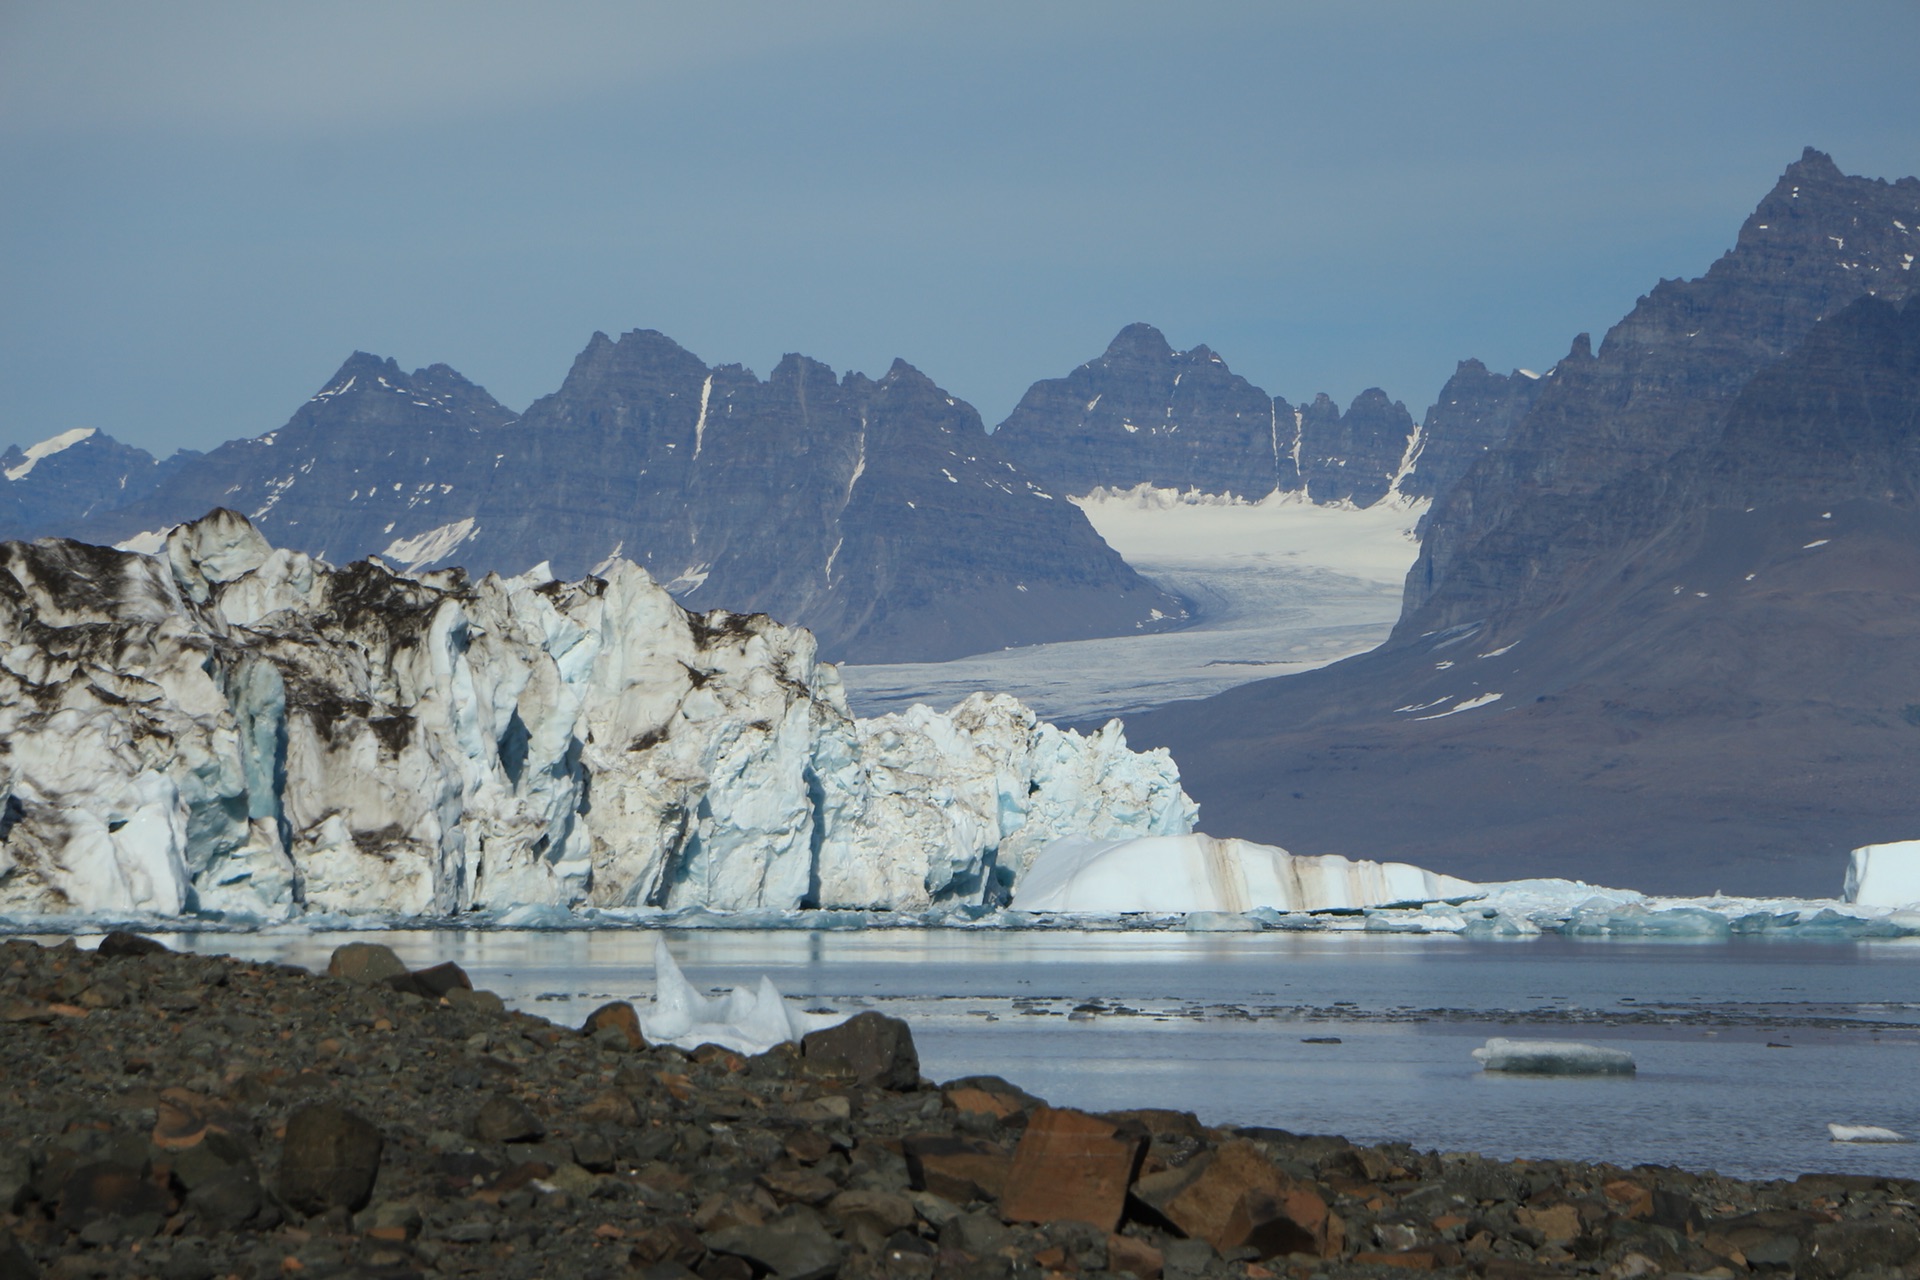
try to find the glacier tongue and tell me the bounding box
[0,512,1195,920]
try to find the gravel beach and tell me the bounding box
[3,934,1917,1280]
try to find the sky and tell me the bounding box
[3,1,1918,457]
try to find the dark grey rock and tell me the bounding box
[276,1103,383,1214]
[474,1094,545,1144]
[702,1219,843,1280]
[95,931,170,959]
[186,1167,262,1231]
[802,1011,920,1090]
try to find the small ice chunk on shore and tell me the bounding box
[1828,1124,1909,1144]
[638,939,848,1056]
[1472,1037,1636,1076]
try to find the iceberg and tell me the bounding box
[1472,1038,1637,1076]
[638,939,845,1056]
[1843,841,1920,907]
[1009,832,1476,914]
[1827,1124,1909,1144]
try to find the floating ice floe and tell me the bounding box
[638,939,848,1056]
[1472,1037,1637,1076]
[1827,1124,1909,1144]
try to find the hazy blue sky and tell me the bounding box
[3,2,1917,455]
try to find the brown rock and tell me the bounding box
[1000,1106,1144,1232]
[1351,1249,1440,1270]
[828,1189,916,1237]
[577,1090,638,1125]
[1514,1202,1582,1244]
[56,1161,170,1227]
[1131,1139,1335,1259]
[784,1131,835,1165]
[1107,1233,1164,1279]
[902,1134,1013,1203]
[758,1167,839,1205]
[277,1103,383,1215]
[326,943,407,985]
[803,1011,920,1090]
[582,1000,646,1050]
[409,961,473,998]
[474,1094,545,1144]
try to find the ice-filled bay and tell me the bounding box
[69,927,1920,1183]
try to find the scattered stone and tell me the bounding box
[4,934,1915,1280]
[276,1103,384,1214]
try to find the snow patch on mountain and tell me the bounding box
[4,428,98,481]
[0,513,1194,921]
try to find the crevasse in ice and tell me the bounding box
[0,513,1195,920]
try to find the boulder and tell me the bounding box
[473,1094,545,1144]
[901,1134,1012,1203]
[1130,1138,1338,1259]
[276,1103,383,1214]
[326,943,407,986]
[95,932,169,958]
[802,1011,919,1089]
[702,1219,843,1280]
[999,1106,1144,1231]
[582,1000,646,1050]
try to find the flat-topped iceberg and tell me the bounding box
[1473,1038,1636,1076]
[1009,833,1476,913]
[1828,1124,1909,1144]
[1843,841,1920,908]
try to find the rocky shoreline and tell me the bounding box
[3,936,1917,1280]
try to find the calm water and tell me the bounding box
[124,928,1920,1183]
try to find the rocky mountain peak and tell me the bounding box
[1099,322,1177,365]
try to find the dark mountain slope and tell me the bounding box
[0,430,185,541]
[1131,292,1920,898]
[1408,148,1920,625]
[992,323,1522,509]
[66,332,1181,663]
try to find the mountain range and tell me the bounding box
[1130,149,1920,896]
[0,324,1521,664]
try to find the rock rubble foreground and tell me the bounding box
[4,935,1919,1280]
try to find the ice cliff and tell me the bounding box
[0,512,1195,920]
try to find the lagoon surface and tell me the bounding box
[136,928,1920,1183]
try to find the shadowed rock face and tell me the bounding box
[1407,148,1920,627]
[992,323,1504,509]
[45,336,1181,663]
[1131,288,1920,897]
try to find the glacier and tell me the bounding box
[0,512,1194,921]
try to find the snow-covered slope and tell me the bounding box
[0,513,1194,920]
